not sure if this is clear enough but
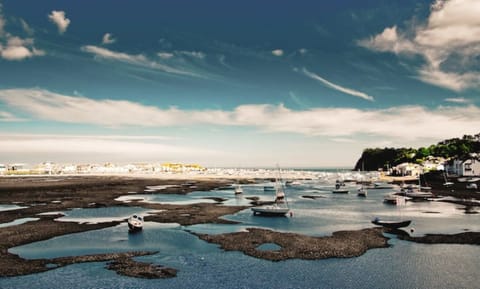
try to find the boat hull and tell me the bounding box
[332,189,349,194]
[251,206,289,217]
[372,219,411,229]
[128,222,143,232]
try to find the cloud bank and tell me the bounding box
[1,89,479,143]
[358,0,480,91]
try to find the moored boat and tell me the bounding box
[371,218,411,229]
[234,184,243,194]
[252,167,290,217]
[127,215,143,232]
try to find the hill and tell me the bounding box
[353,133,480,171]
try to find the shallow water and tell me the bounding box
[2,176,479,288]
[0,204,27,212]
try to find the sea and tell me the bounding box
[1,171,478,289]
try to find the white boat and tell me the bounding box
[357,186,367,197]
[405,174,434,200]
[371,182,395,189]
[466,183,478,190]
[252,167,290,217]
[332,182,349,194]
[127,215,143,232]
[384,193,399,204]
[234,184,243,195]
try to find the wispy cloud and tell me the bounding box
[48,10,70,34]
[358,0,480,91]
[2,89,480,142]
[299,68,374,101]
[102,33,115,44]
[0,111,26,122]
[81,45,202,77]
[444,97,471,104]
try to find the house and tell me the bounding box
[392,162,423,177]
[422,157,446,172]
[0,164,6,174]
[446,157,480,176]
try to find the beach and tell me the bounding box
[0,174,479,284]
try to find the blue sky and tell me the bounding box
[0,0,479,167]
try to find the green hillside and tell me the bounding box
[354,133,480,171]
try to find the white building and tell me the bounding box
[392,162,423,177]
[0,164,6,174]
[447,158,480,176]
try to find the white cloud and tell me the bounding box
[1,88,480,143]
[81,45,202,77]
[48,10,70,34]
[102,33,115,44]
[358,0,480,91]
[157,52,174,59]
[271,49,284,56]
[444,97,470,104]
[300,68,374,101]
[0,7,44,60]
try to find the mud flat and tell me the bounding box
[194,227,389,261]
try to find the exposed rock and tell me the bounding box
[107,257,177,279]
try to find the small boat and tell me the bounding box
[357,187,367,197]
[405,190,433,200]
[263,185,275,191]
[466,183,478,190]
[372,218,411,229]
[127,215,143,232]
[251,204,290,216]
[234,184,243,195]
[371,182,395,189]
[252,167,290,217]
[332,182,349,194]
[384,193,410,204]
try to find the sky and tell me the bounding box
[0,0,479,167]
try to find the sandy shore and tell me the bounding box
[0,175,478,279]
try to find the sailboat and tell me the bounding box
[373,195,411,229]
[252,167,290,216]
[234,180,243,195]
[405,174,433,200]
[357,183,367,197]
